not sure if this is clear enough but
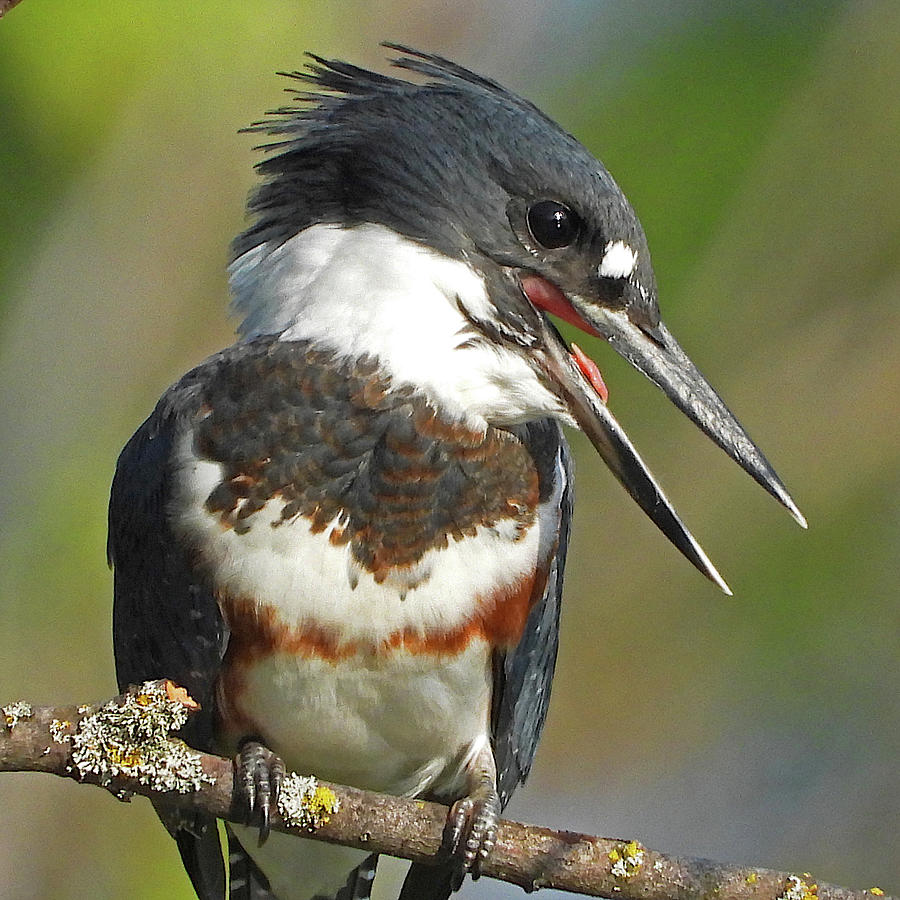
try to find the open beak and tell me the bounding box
[529,288,805,593]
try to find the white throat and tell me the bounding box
[228,223,565,426]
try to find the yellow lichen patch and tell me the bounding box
[277,773,341,831]
[309,785,339,823]
[779,875,818,900]
[107,744,145,768]
[608,840,645,878]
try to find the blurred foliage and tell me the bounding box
[566,4,843,291]
[0,2,896,899]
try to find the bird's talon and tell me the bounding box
[257,799,270,846]
[443,783,500,886]
[233,739,284,846]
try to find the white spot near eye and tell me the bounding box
[599,240,637,279]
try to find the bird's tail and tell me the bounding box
[398,861,455,900]
[227,826,278,899]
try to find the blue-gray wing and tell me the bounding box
[109,369,230,900]
[109,373,228,744]
[492,418,573,808]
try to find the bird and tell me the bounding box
[109,44,806,900]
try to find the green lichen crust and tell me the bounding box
[70,681,214,794]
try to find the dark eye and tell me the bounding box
[526,200,580,249]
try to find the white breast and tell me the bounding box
[173,424,552,799]
[227,643,494,900]
[235,642,494,797]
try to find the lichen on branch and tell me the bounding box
[0,684,893,900]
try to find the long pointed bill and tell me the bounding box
[534,326,734,593]
[569,303,807,529]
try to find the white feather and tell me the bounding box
[229,223,567,427]
[598,239,637,279]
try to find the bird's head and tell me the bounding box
[230,44,805,591]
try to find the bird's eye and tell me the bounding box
[526,200,580,249]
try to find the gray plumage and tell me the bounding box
[493,420,573,808]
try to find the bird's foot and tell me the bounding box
[445,783,500,888]
[443,745,501,890]
[233,737,285,846]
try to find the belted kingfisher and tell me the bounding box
[109,45,805,900]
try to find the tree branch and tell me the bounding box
[0,683,891,900]
[0,0,25,19]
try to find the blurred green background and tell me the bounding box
[1,2,897,898]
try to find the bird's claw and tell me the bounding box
[233,738,285,846]
[444,780,500,889]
